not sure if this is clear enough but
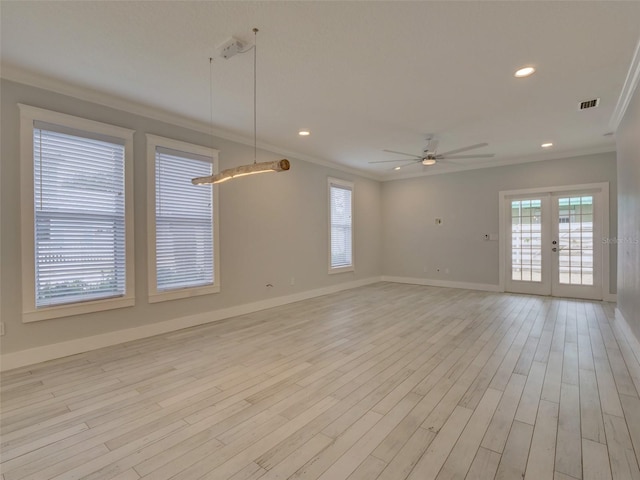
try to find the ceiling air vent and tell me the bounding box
[579,98,600,110]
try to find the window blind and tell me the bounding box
[330,183,353,268]
[155,147,214,291]
[33,127,126,307]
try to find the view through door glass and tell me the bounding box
[557,195,594,286]
[511,199,542,283]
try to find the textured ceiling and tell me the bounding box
[2,1,639,180]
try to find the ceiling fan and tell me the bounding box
[370,136,495,170]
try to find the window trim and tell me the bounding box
[146,134,220,303]
[328,177,355,274]
[19,104,136,322]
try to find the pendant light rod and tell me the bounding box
[209,57,214,148]
[253,27,257,165]
[193,27,291,186]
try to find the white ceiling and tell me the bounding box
[2,1,639,180]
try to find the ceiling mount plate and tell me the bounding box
[218,37,245,59]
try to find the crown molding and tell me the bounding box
[1,62,621,185]
[0,63,382,182]
[610,37,640,131]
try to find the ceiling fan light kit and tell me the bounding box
[192,27,290,187]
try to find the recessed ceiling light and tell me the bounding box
[541,142,553,148]
[514,66,536,78]
[298,130,310,136]
[394,166,401,170]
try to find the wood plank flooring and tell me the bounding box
[1,282,640,480]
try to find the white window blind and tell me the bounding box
[155,147,214,291]
[33,124,126,307]
[330,181,353,269]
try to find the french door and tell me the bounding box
[504,187,605,300]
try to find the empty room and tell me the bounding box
[2,1,640,479]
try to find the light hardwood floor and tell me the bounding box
[2,283,640,480]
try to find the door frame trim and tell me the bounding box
[498,182,611,299]
[504,193,551,296]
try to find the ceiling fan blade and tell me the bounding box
[382,149,423,159]
[369,159,415,164]
[439,153,496,160]
[437,142,489,157]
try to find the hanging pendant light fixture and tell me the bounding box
[192,28,290,186]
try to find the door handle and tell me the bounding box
[552,247,558,252]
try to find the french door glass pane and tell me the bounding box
[557,195,593,286]
[511,199,542,282]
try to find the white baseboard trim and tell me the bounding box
[614,307,640,363]
[382,276,617,301]
[381,276,501,293]
[0,276,382,372]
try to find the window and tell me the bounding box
[328,177,354,273]
[19,105,135,322]
[147,135,219,302]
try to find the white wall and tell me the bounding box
[381,153,617,292]
[0,79,382,357]
[616,78,640,335]
[0,77,623,366]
